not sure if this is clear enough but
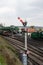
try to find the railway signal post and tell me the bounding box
[23,21,27,65]
[18,17,28,65]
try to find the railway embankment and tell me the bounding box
[0,36,22,65]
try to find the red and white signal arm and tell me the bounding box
[18,17,27,26]
[18,17,24,24]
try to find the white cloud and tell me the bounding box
[0,7,16,14]
[0,0,43,26]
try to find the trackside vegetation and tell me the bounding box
[0,36,22,65]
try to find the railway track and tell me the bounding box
[11,36,43,57]
[3,36,43,65]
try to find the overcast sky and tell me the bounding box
[0,0,43,26]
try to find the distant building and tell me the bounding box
[21,28,36,33]
[27,28,36,33]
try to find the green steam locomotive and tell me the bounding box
[31,31,43,39]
